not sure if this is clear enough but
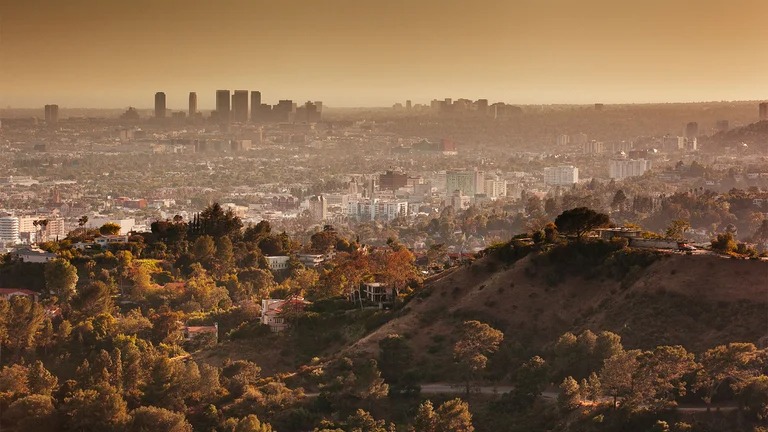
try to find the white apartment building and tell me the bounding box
[544,166,579,185]
[448,190,471,210]
[609,159,651,180]
[446,169,484,197]
[484,178,507,198]
[0,216,20,244]
[556,134,570,147]
[265,255,290,272]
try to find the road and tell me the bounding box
[418,383,737,412]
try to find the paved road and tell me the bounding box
[418,383,737,412]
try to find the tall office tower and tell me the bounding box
[215,90,231,123]
[760,102,768,120]
[44,104,59,124]
[685,122,699,138]
[273,100,294,122]
[232,90,249,123]
[405,100,412,110]
[154,92,166,118]
[250,91,262,122]
[188,92,197,117]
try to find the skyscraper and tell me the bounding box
[44,104,59,124]
[685,122,699,138]
[232,90,249,123]
[215,90,231,123]
[760,102,768,120]
[250,91,262,122]
[154,92,166,118]
[188,92,197,117]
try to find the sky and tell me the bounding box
[1,0,767,108]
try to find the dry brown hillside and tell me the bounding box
[347,245,768,380]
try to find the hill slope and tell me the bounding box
[348,245,768,379]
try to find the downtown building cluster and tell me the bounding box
[152,90,322,124]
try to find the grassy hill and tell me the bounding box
[346,241,768,381]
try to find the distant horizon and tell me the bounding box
[1,98,766,112]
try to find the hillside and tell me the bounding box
[347,244,768,380]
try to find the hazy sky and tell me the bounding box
[1,0,766,108]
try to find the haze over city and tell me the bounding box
[1,0,768,108]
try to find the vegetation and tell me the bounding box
[0,203,764,431]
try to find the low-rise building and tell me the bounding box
[0,288,39,302]
[265,255,290,272]
[261,296,309,333]
[13,247,57,263]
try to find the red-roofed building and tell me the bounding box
[0,288,39,302]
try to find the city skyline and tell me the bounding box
[1,0,767,108]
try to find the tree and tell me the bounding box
[434,398,475,432]
[61,384,130,431]
[27,361,58,396]
[3,394,58,432]
[193,235,216,263]
[635,345,698,410]
[72,280,115,318]
[554,207,611,239]
[694,343,763,409]
[378,334,414,385]
[558,376,581,412]
[738,375,768,421]
[711,232,737,253]
[665,219,691,240]
[214,236,235,276]
[44,258,79,303]
[453,321,504,394]
[127,406,193,432]
[510,356,549,406]
[412,400,437,432]
[612,190,628,209]
[599,349,639,409]
[345,409,391,432]
[198,203,243,238]
[5,296,45,359]
[99,223,122,236]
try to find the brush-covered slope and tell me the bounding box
[348,242,768,380]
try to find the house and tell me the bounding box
[0,288,39,302]
[261,296,309,333]
[264,255,290,272]
[595,228,642,241]
[183,323,218,341]
[94,235,130,248]
[349,282,396,304]
[297,253,325,268]
[13,247,57,263]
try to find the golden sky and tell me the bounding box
[1,0,766,108]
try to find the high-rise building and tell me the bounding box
[685,122,699,138]
[583,140,604,154]
[405,100,412,110]
[544,166,579,185]
[484,177,507,198]
[188,92,197,117]
[609,159,650,180]
[760,102,768,120]
[273,100,294,122]
[0,216,20,244]
[307,195,328,222]
[379,170,408,191]
[446,170,476,196]
[250,91,262,122]
[154,92,166,118]
[715,120,729,132]
[215,90,231,123]
[44,104,59,124]
[556,134,570,147]
[232,90,249,123]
